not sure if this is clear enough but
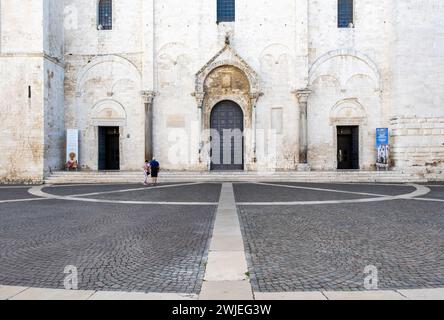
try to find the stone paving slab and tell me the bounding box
[205,251,249,282]
[199,281,253,300]
[10,288,95,300]
[0,285,28,300]
[255,292,327,300]
[323,290,406,300]
[88,291,197,300]
[210,235,245,251]
[397,288,444,300]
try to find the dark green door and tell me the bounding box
[337,126,359,169]
[98,127,120,170]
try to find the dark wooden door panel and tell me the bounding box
[210,101,244,171]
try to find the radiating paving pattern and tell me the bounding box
[236,183,444,292]
[0,181,443,297]
[0,183,219,293]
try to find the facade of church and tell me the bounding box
[1,0,444,183]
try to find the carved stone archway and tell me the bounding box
[193,44,262,171]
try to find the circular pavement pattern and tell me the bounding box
[0,181,443,294]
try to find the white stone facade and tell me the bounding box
[1,0,443,182]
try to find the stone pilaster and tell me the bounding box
[193,92,206,162]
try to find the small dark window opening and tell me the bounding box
[338,0,354,28]
[28,86,31,99]
[98,0,112,30]
[217,0,235,23]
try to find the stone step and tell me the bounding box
[45,171,426,184]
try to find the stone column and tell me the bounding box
[295,89,311,170]
[193,92,205,163]
[141,0,156,161]
[142,91,156,161]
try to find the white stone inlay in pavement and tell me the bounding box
[200,183,253,300]
[254,182,389,197]
[237,184,430,206]
[28,183,218,206]
[0,198,48,204]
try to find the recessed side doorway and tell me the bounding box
[337,126,359,170]
[98,126,120,170]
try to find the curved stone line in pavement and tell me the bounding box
[414,197,444,203]
[253,182,390,197]
[237,184,431,206]
[0,198,48,204]
[28,183,219,206]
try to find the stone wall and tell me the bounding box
[391,116,444,173]
[1,0,443,180]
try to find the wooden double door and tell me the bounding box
[210,101,244,171]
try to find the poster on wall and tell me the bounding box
[66,129,79,171]
[376,128,390,170]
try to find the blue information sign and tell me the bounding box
[376,128,389,169]
[376,128,389,147]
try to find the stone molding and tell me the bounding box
[308,49,382,91]
[195,44,261,97]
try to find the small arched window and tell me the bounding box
[98,0,112,30]
[217,0,235,23]
[338,0,354,28]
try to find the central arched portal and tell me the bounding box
[210,100,244,171]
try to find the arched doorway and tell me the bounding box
[210,100,244,171]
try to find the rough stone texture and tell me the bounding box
[1,0,444,182]
[239,196,444,292]
[0,186,217,293]
[0,0,64,183]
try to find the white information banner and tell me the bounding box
[66,129,79,170]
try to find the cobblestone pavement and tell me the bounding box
[423,185,444,200]
[0,186,40,200]
[237,182,444,292]
[80,183,222,203]
[0,184,219,293]
[0,182,443,294]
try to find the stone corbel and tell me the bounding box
[249,91,263,107]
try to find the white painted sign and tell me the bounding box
[66,129,79,170]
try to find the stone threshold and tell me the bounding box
[1,285,443,300]
[0,285,197,300]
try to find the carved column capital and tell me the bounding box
[141,90,156,104]
[293,89,312,104]
[192,91,206,108]
[249,91,263,107]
